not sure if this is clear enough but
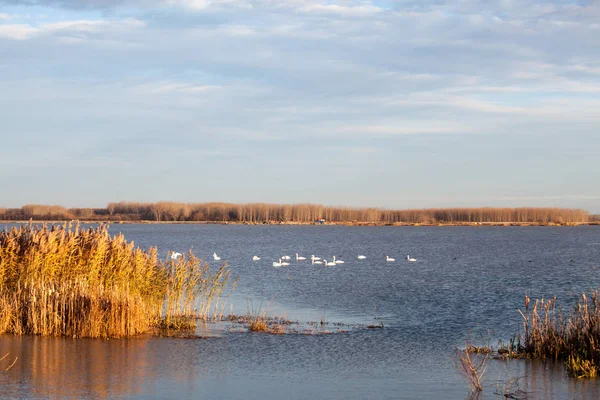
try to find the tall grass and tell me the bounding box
[513,292,600,377]
[0,223,232,338]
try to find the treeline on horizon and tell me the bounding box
[0,202,595,224]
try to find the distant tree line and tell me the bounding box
[0,202,592,224]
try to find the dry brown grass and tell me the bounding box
[248,318,268,332]
[0,223,232,338]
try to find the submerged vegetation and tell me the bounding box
[0,223,232,338]
[0,202,591,225]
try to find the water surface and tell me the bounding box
[2,224,600,399]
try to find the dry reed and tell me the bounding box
[453,344,488,393]
[510,292,600,378]
[0,223,232,338]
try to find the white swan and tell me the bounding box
[282,255,291,260]
[213,252,221,261]
[170,251,182,260]
[407,255,417,262]
[296,253,306,261]
[386,256,395,262]
[273,259,282,267]
[325,259,336,266]
[281,260,290,266]
[252,256,260,261]
[312,259,322,264]
[357,255,366,259]
[333,256,344,264]
[311,255,321,261]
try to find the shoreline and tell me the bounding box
[1,220,597,227]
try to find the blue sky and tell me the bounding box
[1,0,599,212]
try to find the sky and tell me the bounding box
[0,0,599,212]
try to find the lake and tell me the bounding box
[2,224,600,399]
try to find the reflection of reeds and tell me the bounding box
[512,293,600,378]
[0,223,232,338]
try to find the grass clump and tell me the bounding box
[0,223,232,338]
[248,318,268,332]
[508,292,600,378]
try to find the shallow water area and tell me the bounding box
[2,224,600,399]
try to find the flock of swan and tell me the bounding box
[171,251,418,265]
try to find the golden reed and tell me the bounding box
[0,223,232,338]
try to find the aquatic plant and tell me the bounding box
[0,223,232,338]
[0,353,18,372]
[509,292,600,378]
[453,343,488,393]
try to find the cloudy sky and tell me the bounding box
[1,0,599,211]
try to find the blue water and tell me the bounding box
[1,224,600,399]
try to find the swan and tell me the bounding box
[311,255,321,261]
[213,252,221,261]
[282,255,291,260]
[333,256,344,264]
[407,255,417,262]
[273,259,282,267]
[312,259,322,264]
[386,256,395,262]
[252,256,260,261]
[281,260,290,266]
[296,253,306,261]
[170,251,182,260]
[325,259,336,266]
[357,255,366,259]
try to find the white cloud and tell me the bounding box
[0,24,38,40]
[0,18,145,41]
[137,81,222,94]
[299,4,381,17]
[0,13,12,20]
[41,18,145,32]
[163,0,252,10]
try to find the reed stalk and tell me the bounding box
[511,292,600,378]
[0,223,232,338]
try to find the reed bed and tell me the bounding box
[511,292,600,378]
[0,223,232,338]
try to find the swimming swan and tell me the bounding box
[386,256,395,262]
[252,256,260,261]
[170,251,182,260]
[325,259,336,266]
[213,252,221,261]
[407,255,417,262]
[273,259,282,267]
[357,255,366,259]
[333,256,344,264]
[296,253,306,261]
